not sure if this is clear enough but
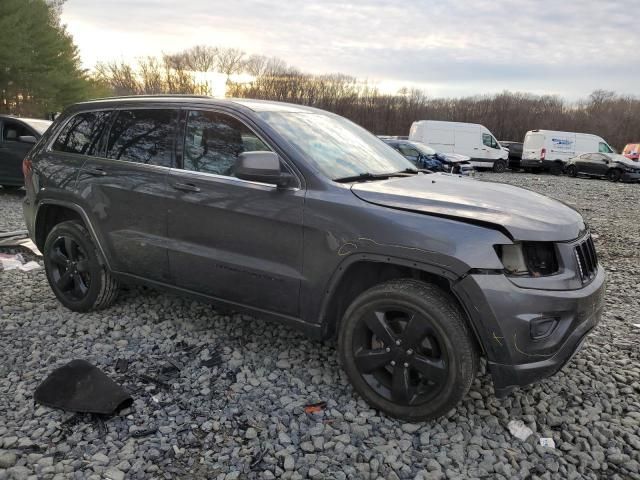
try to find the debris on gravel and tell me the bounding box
[1,174,639,479]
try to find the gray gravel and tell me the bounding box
[1,173,639,480]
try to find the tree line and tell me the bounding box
[2,3,639,149]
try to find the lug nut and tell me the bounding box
[395,339,401,346]
[403,362,409,368]
[406,349,413,355]
[385,347,391,352]
[390,360,396,366]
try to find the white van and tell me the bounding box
[521,130,615,173]
[409,120,508,172]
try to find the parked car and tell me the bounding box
[23,96,605,421]
[521,129,616,174]
[565,152,640,182]
[622,143,640,161]
[0,114,52,190]
[409,120,508,172]
[383,139,474,175]
[500,141,523,170]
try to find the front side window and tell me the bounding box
[482,133,498,149]
[52,111,111,155]
[258,112,413,180]
[106,109,177,167]
[183,110,270,176]
[598,142,613,154]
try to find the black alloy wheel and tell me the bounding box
[352,307,449,406]
[47,235,91,302]
[339,279,479,421]
[493,160,507,173]
[44,220,119,311]
[566,164,578,177]
[607,169,622,182]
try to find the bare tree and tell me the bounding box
[217,48,246,78]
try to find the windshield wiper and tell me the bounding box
[333,169,419,183]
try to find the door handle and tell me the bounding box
[85,167,107,176]
[173,182,200,193]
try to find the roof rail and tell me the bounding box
[86,94,215,101]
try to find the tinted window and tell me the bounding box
[106,109,177,167]
[183,110,270,176]
[52,111,111,155]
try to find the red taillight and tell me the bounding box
[541,148,546,160]
[22,158,32,180]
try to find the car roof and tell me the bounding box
[72,95,322,114]
[0,114,50,123]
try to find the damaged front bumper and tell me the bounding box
[454,265,605,396]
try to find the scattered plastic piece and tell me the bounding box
[0,230,42,255]
[34,359,133,415]
[115,358,129,374]
[539,437,556,448]
[131,426,158,438]
[507,420,534,441]
[304,401,327,414]
[19,261,41,272]
[0,253,25,271]
[632,324,640,329]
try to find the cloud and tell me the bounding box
[61,0,640,98]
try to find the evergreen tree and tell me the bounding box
[0,0,106,117]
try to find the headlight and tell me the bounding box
[495,242,559,277]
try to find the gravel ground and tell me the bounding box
[0,173,639,480]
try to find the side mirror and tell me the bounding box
[235,151,292,188]
[18,135,37,144]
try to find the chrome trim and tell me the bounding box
[168,167,300,191]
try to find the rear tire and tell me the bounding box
[338,279,479,421]
[43,220,119,312]
[607,169,622,182]
[566,165,578,177]
[492,160,507,173]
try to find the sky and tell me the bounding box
[60,0,640,99]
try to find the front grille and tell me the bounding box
[574,235,598,282]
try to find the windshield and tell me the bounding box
[259,111,414,179]
[409,141,437,156]
[22,119,52,134]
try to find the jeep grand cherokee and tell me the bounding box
[22,96,606,420]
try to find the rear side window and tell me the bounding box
[52,111,111,155]
[183,110,270,176]
[106,109,177,167]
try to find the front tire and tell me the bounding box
[607,169,622,182]
[44,220,119,312]
[566,165,578,177]
[338,279,479,421]
[493,160,507,173]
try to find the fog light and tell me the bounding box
[530,317,558,340]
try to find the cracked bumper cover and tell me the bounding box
[454,265,605,396]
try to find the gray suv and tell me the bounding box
[22,96,606,421]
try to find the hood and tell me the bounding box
[351,174,585,241]
[611,154,640,167]
[439,152,471,163]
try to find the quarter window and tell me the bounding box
[52,111,111,155]
[106,109,177,167]
[183,110,270,176]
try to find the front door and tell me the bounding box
[0,119,35,185]
[166,109,304,317]
[74,108,178,282]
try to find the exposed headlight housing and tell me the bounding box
[495,242,559,277]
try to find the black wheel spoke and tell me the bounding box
[57,270,73,291]
[50,248,68,266]
[72,274,88,298]
[354,348,393,373]
[363,311,395,346]
[391,367,413,404]
[64,237,77,260]
[411,355,447,385]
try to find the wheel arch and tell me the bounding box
[318,254,485,354]
[35,200,110,268]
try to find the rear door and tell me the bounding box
[523,132,544,159]
[0,119,36,185]
[165,108,304,317]
[74,107,178,282]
